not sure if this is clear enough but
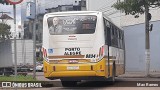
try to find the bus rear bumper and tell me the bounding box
[45,70,108,81]
[43,58,108,80]
[49,71,96,77]
[46,71,108,81]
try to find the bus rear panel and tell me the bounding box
[42,11,125,82]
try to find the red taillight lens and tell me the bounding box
[99,46,104,57]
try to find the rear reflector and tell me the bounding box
[53,66,56,71]
[99,46,104,57]
[100,65,102,69]
[91,65,93,70]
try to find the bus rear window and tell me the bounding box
[47,15,97,35]
[82,23,95,30]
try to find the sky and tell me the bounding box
[0,0,80,25]
[0,0,46,24]
[0,4,21,23]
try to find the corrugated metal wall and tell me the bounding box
[0,40,33,67]
[11,40,33,66]
[0,40,12,67]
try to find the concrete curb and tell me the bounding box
[118,74,146,78]
[118,72,160,78]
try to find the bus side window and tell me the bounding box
[104,19,111,46]
[117,29,120,48]
[107,27,111,46]
[119,30,123,49]
[122,31,125,49]
[115,28,118,48]
[112,26,115,36]
[104,19,107,45]
[111,25,115,47]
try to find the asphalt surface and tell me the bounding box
[1,71,160,90]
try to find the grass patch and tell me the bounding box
[0,75,37,81]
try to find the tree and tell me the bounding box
[0,0,10,5]
[0,23,11,41]
[0,1,12,41]
[112,0,160,77]
[112,0,160,18]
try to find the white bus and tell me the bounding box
[42,11,125,87]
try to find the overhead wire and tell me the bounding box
[96,0,116,11]
[95,0,119,16]
[1,0,124,21]
[3,0,118,14]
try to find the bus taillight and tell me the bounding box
[99,46,104,57]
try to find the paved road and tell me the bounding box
[2,72,160,90]
[30,72,160,90]
[17,87,160,90]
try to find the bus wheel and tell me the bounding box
[61,81,77,87]
[111,63,116,83]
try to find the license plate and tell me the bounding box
[68,60,78,64]
[67,66,79,70]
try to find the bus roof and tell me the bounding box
[44,11,123,30]
[45,11,101,16]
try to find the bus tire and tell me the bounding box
[61,81,77,87]
[111,62,116,83]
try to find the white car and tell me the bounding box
[36,64,43,72]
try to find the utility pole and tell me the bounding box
[26,1,36,79]
[33,0,37,79]
[13,4,18,81]
[5,2,23,90]
[144,0,150,77]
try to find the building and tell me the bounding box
[124,20,160,72]
[0,14,22,39]
[23,20,33,39]
[0,14,34,67]
[86,0,160,27]
[45,0,86,12]
[0,14,14,38]
[86,0,121,26]
[119,2,160,72]
[36,13,43,43]
[120,8,160,26]
[86,0,160,72]
[21,0,87,41]
[45,5,80,13]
